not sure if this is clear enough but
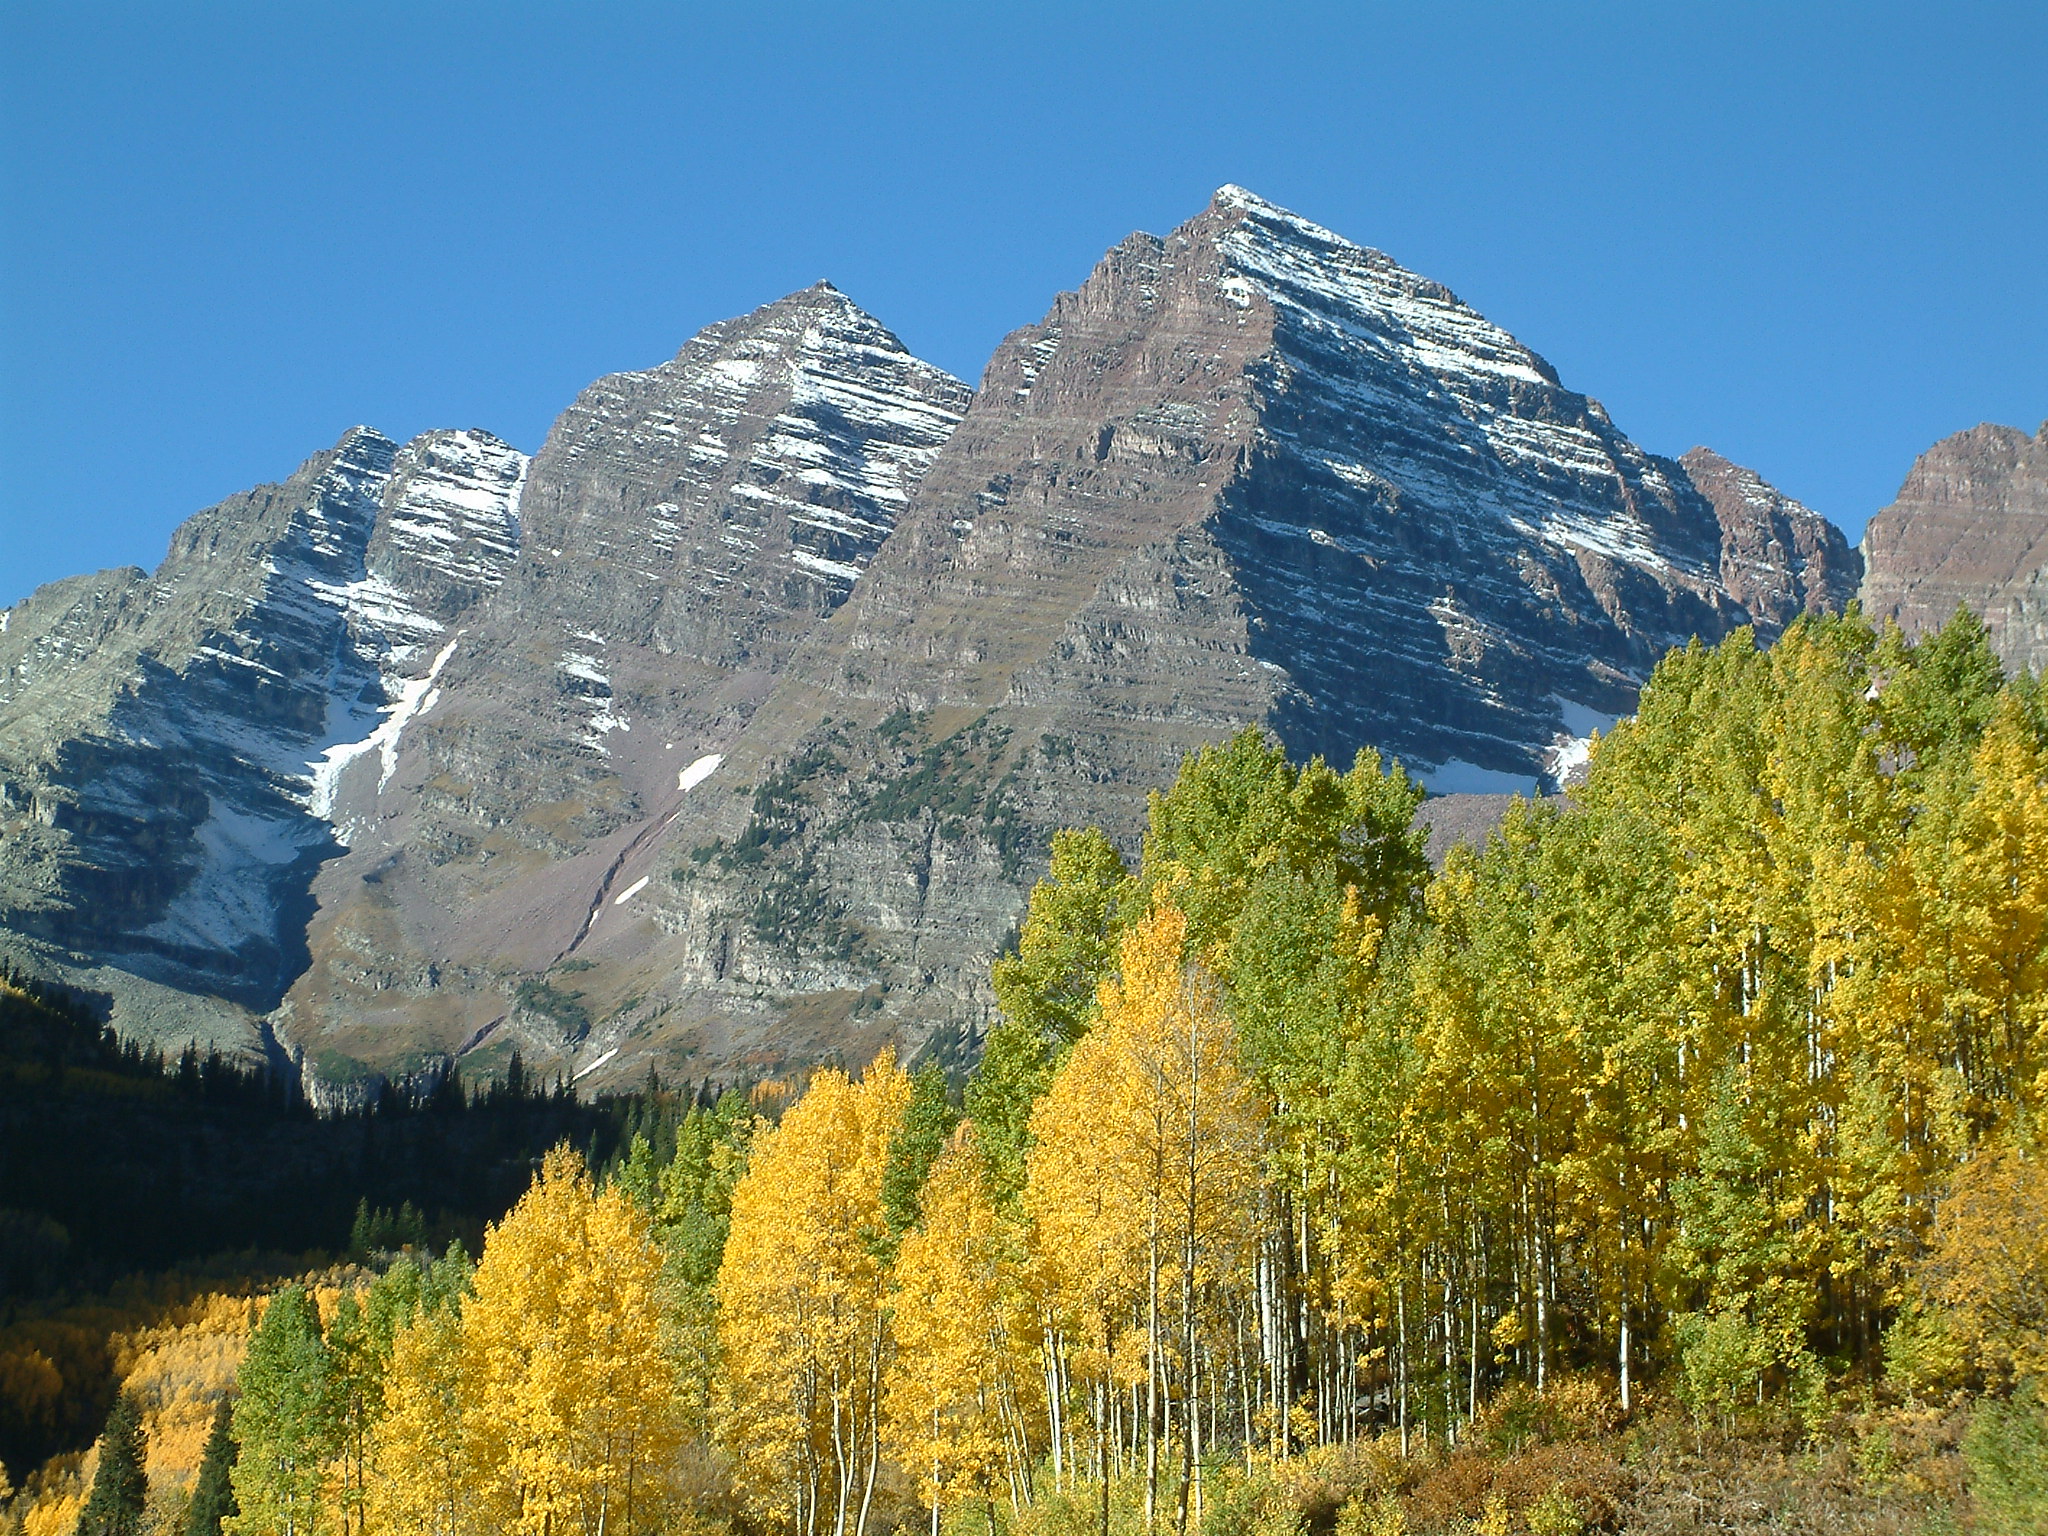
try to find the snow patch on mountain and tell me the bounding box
[677,752,723,792]
[308,637,460,821]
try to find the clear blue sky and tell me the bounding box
[4,1,2044,608]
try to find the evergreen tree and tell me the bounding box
[968,828,1135,1194]
[76,1391,147,1536]
[347,1199,375,1259]
[184,1399,239,1536]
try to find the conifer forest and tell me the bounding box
[8,612,2048,1536]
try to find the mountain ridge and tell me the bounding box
[0,186,1947,1095]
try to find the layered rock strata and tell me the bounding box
[542,188,1834,1084]
[0,427,525,1048]
[1859,421,2048,673]
[1679,446,1862,641]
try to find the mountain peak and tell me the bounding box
[1207,183,1349,247]
[1859,418,2048,672]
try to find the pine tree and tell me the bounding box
[882,1061,961,1235]
[77,1391,147,1536]
[347,1199,375,1260]
[185,1399,239,1536]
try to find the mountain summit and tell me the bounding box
[1,190,1858,1087]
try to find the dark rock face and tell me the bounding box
[0,190,1869,1089]
[1859,422,2048,672]
[1679,447,1863,642]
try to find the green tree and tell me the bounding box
[1964,1387,2048,1536]
[655,1092,755,1288]
[882,1060,961,1235]
[228,1285,336,1536]
[969,828,1136,1194]
[76,1391,147,1536]
[185,1399,239,1536]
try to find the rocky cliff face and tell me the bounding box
[260,286,971,1086]
[0,427,525,1050]
[1858,421,2048,672]
[1679,447,1862,641]
[1,189,1869,1090]
[509,188,1839,1085]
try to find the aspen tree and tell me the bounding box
[716,1055,910,1536]
[368,1303,468,1536]
[463,1146,678,1536]
[885,1124,1036,1533]
[1027,906,1264,1535]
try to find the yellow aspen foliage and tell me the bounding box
[1026,904,1265,1524]
[1919,1134,2048,1386]
[885,1123,1038,1522]
[716,1053,911,1536]
[462,1146,679,1536]
[368,1304,469,1536]
[1922,700,2048,1113]
[18,1463,86,1536]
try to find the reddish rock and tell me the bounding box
[1859,422,2048,673]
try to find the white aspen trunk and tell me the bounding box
[855,1314,882,1536]
[1098,1373,1112,1536]
[1619,1297,1631,1414]
[832,1361,851,1536]
[1181,989,1201,1536]
[1237,1304,1254,1471]
[1468,1281,1479,1422]
[1146,1217,1160,1535]
[1397,1281,1409,1458]
[1046,1329,1065,1490]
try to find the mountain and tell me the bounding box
[0,427,526,1053]
[386,187,1841,1086]
[272,285,970,1088]
[0,189,1859,1089]
[1679,446,1862,640]
[1858,421,2048,673]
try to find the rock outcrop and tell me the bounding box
[1859,421,2048,672]
[268,284,971,1083]
[1679,446,1862,641]
[0,427,525,1050]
